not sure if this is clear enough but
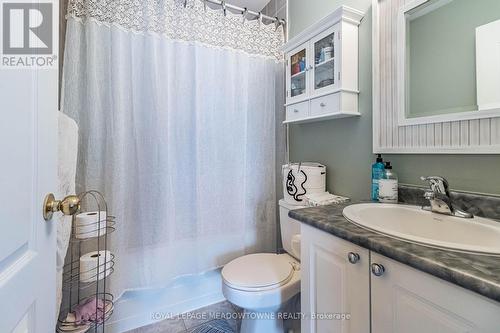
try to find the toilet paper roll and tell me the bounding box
[74,211,107,239]
[75,211,107,227]
[75,224,107,239]
[79,250,113,283]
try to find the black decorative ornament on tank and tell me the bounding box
[286,169,308,202]
[282,163,326,204]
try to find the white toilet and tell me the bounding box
[222,200,305,333]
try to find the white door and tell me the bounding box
[301,224,370,333]
[371,253,500,333]
[0,0,58,331]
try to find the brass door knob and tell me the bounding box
[43,193,80,221]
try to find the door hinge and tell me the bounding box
[338,72,341,81]
[338,31,341,40]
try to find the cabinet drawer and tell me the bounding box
[286,101,309,121]
[310,93,340,117]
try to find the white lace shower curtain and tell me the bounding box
[62,0,284,297]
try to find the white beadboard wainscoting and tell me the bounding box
[372,0,500,154]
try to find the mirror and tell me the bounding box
[398,0,500,125]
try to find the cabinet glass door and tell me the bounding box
[312,28,337,94]
[288,47,308,100]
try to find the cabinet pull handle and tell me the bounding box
[320,102,326,107]
[347,252,360,264]
[293,109,299,113]
[371,263,385,276]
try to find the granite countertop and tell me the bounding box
[289,201,500,303]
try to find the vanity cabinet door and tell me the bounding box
[301,224,370,333]
[371,253,500,333]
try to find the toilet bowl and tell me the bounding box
[221,200,305,333]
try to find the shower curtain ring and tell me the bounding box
[258,11,262,24]
[274,17,280,31]
[221,0,226,16]
[242,7,248,24]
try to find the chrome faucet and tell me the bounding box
[420,176,473,218]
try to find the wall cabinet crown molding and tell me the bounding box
[283,6,364,53]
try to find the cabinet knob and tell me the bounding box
[347,252,360,264]
[320,102,326,107]
[371,263,385,276]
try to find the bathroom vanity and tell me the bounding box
[291,189,500,332]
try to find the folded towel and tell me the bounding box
[303,192,349,207]
[75,297,105,324]
[56,111,78,323]
[61,297,113,327]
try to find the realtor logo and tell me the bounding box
[1,1,56,68]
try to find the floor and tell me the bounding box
[125,301,242,333]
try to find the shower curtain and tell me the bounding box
[62,0,284,297]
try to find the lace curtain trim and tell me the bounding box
[67,0,284,60]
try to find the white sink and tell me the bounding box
[343,203,500,255]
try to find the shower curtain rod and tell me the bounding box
[189,0,286,26]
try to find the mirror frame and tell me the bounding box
[397,0,500,126]
[372,0,500,154]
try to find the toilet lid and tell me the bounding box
[222,253,294,291]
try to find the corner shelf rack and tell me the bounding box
[57,191,116,333]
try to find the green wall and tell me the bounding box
[288,0,500,200]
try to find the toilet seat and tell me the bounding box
[222,253,295,292]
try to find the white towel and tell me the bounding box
[303,191,349,207]
[56,111,78,320]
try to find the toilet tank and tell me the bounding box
[279,199,306,260]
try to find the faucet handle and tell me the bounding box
[423,190,435,200]
[420,176,449,195]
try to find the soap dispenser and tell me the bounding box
[379,161,398,203]
[371,154,385,201]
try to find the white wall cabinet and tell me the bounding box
[300,224,500,333]
[301,224,370,333]
[284,6,364,124]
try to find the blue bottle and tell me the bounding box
[371,154,385,201]
[299,57,305,72]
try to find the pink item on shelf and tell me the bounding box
[74,297,105,324]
